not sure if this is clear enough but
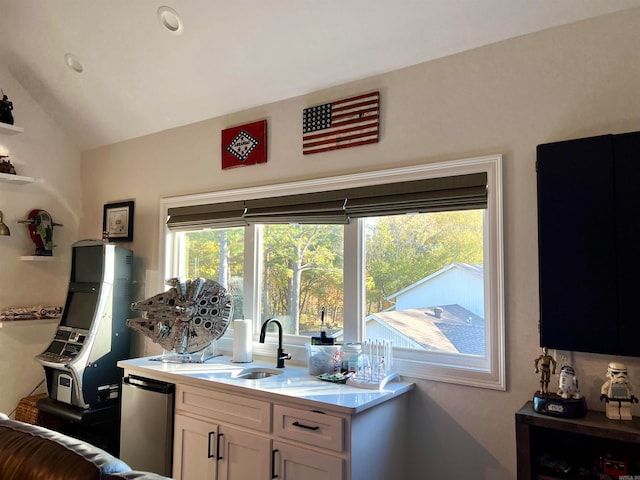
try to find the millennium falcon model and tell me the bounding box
[127,277,233,354]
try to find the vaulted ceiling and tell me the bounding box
[1,1,639,151]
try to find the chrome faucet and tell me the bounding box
[259,318,291,368]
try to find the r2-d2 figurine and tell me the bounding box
[600,362,638,420]
[557,366,581,399]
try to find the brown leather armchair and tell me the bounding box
[0,415,171,480]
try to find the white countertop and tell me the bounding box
[118,356,414,414]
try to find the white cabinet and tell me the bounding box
[173,414,218,480]
[172,382,409,480]
[173,384,272,480]
[273,404,345,479]
[217,425,271,480]
[273,404,344,451]
[174,414,272,480]
[273,440,343,480]
[118,359,412,480]
[175,383,271,432]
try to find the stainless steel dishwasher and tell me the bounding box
[120,374,174,476]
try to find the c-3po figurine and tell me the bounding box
[600,362,638,420]
[534,346,556,395]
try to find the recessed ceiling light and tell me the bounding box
[64,53,83,73]
[157,6,183,35]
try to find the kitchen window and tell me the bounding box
[160,155,504,389]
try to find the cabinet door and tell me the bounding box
[537,134,618,354]
[273,441,344,480]
[217,425,271,480]
[613,131,640,356]
[173,414,218,480]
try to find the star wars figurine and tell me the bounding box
[0,89,14,125]
[534,346,557,395]
[557,365,581,399]
[600,362,638,420]
[17,209,63,256]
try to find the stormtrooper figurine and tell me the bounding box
[557,365,581,399]
[600,362,638,420]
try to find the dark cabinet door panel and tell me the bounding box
[537,134,618,354]
[613,131,640,356]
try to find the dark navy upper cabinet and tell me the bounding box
[611,131,640,356]
[536,131,640,356]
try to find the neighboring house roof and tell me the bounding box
[334,263,486,354]
[368,304,485,355]
[386,262,483,301]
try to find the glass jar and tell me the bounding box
[341,343,363,374]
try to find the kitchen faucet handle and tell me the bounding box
[276,347,291,368]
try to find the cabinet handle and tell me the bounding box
[292,421,319,431]
[271,449,279,478]
[217,432,224,460]
[207,431,215,459]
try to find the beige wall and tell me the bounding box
[0,7,622,479]
[0,66,81,414]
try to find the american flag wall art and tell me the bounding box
[302,91,380,155]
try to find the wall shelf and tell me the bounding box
[20,256,55,261]
[0,122,24,135]
[0,172,35,185]
[0,318,58,329]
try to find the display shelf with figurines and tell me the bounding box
[0,156,33,184]
[516,401,640,479]
[518,352,640,478]
[0,305,62,328]
[0,155,16,174]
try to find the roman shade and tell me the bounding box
[166,172,487,230]
[244,191,349,224]
[345,173,487,217]
[166,201,247,231]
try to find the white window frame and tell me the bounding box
[158,154,505,390]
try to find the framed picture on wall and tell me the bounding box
[103,200,134,241]
[221,119,268,169]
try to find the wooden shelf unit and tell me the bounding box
[516,401,640,479]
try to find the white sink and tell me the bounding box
[234,367,283,380]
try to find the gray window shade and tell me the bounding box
[166,201,247,231]
[244,191,348,224]
[166,172,487,230]
[346,173,487,217]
